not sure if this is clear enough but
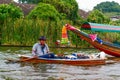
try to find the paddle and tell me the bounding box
[19,57,37,62]
[5,55,38,63]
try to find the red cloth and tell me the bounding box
[89,34,97,41]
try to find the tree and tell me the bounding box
[0,4,23,23]
[40,0,79,21]
[94,1,120,13]
[18,0,79,21]
[87,10,110,23]
[27,3,60,21]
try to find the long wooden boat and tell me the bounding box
[65,24,120,57]
[19,55,105,66]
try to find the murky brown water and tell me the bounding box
[0,47,120,80]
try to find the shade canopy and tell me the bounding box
[81,22,120,32]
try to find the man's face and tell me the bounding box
[40,40,45,45]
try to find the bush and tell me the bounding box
[0,4,23,22]
[27,3,60,21]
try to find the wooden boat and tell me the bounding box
[65,24,120,57]
[18,55,105,66]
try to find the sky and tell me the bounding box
[14,0,120,12]
[76,0,120,11]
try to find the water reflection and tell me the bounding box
[20,63,52,73]
[13,62,120,80]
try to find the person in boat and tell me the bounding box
[32,36,55,58]
[55,40,60,47]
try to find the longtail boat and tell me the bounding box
[19,55,105,66]
[65,24,120,57]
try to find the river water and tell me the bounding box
[0,47,120,80]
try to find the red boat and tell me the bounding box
[65,24,120,57]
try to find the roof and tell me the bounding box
[14,3,35,15]
[78,9,89,19]
[0,0,12,4]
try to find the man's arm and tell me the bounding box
[32,43,38,56]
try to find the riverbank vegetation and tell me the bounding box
[0,0,120,48]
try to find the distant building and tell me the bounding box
[78,9,89,19]
[0,0,12,4]
[110,16,120,21]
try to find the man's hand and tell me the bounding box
[33,55,38,58]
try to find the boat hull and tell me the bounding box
[73,30,120,57]
[19,56,105,66]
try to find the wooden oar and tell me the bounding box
[5,58,21,63]
[5,57,37,63]
[19,57,37,62]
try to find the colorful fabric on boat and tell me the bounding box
[61,26,69,44]
[65,24,76,30]
[81,22,120,32]
[97,38,103,44]
[89,34,97,41]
